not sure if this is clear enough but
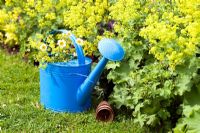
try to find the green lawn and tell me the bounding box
[0,50,143,132]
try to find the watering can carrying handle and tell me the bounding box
[49,29,85,65]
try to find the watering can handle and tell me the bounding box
[49,29,85,65]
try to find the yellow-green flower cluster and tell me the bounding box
[63,0,110,56]
[0,0,76,48]
[140,0,200,70]
[109,0,141,38]
[64,0,109,37]
[0,8,21,46]
[28,32,85,64]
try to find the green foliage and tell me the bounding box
[174,110,200,133]
[174,85,200,133]
[107,0,200,131]
[0,0,4,7]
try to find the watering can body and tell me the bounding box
[39,29,125,113]
[40,58,92,112]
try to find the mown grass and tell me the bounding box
[0,49,144,133]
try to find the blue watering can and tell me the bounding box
[40,29,125,112]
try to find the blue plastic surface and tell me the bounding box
[40,57,92,112]
[77,39,125,105]
[77,57,108,105]
[98,39,125,61]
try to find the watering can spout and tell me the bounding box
[77,39,125,106]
